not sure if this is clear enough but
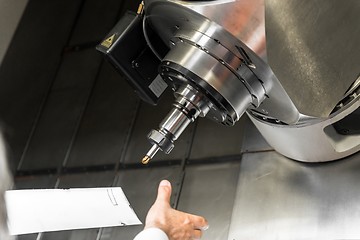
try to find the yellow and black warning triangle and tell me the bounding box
[101,34,115,48]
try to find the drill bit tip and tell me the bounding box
[142,144,160,164]
[142,155,151,165]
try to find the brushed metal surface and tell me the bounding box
[185,0,266,57]
[177,163,240,240]
[240,115,272,153]
[266,0,360,117]
[145,0,266,58]
[229,151,360,239]
[190,116,245,159]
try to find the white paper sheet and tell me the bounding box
[5,187,142,235]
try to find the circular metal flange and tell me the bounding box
[160,39,259,126]
[144,0,300,124]
[160,62,233,125]
[170,29,267,107]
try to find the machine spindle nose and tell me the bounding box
[142,85,213,163]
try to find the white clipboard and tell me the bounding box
[5,187,142,235]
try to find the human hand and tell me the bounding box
[145,180,209,240]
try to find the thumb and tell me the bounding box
[156,180,172,203]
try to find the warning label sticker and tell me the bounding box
[101,34,115,48]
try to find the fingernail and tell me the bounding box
[200,225,209,231]
[160,180,171,187]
